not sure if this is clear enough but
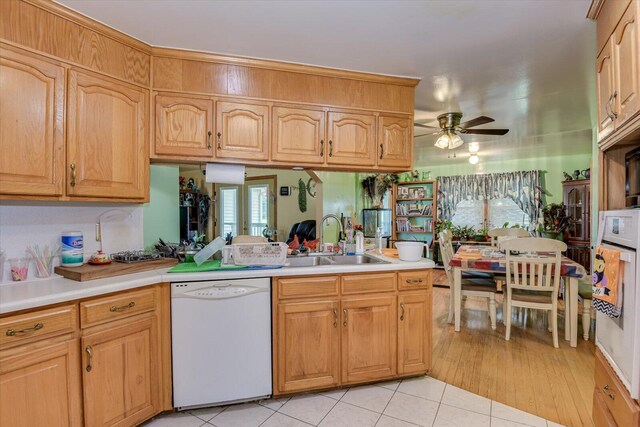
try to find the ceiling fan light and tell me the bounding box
[435,134,450,149]
[469,154,479,165]
[449,134,464,149]
[468,142,480,153]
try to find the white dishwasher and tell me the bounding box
[171,278,272,409]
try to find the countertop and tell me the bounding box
[0,252,435,314]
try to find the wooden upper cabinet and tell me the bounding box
[327,111,376,167]
[67,69,148,199]
[597,38,616,139]
[378,116,413,169]
[215,99,269,161]
[82,315,160,427]
[398,292,431,375]
[0,340,82,427]
[276,300,340,393]
[0,45,65,197]
[272,106,326,164]
[341,295,396,384]
[155,95,214,158]
[613,2,639,125]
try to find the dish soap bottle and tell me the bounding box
[355,231,365,255]
[376,227,383,255]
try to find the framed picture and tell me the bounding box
[417,188,426,199]
[399,187,409,199]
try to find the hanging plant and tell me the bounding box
[298,178,307,212]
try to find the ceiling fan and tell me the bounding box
[414,112,509,149]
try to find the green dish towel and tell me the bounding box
[167,260,249,273]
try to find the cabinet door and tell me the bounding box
[272,106,325,164]
[67,70,148,199]
[0,340,82,427]
[341,295,396,384]
[0,45,65,196]
[82,316,160,427]
[378,116,412,169]
[398,292,431,375]
[613,3,639,125]
[155,95,214,158]
[215,100,269,161]
[276,300,340,393]
[327,111,376,167]
[596,39,616,140]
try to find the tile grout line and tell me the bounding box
[314,392,341,426]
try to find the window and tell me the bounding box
[248,184,269,236]
[220,187,238,236]
[451,197,531,230]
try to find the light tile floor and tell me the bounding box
[142,376,564,427]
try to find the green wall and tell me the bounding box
[411,153,592,204]
[143,165,180,249]
[316,171,358,244]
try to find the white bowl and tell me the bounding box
[394,242,427,262]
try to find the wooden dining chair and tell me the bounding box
[439,231,499,330]
[501,237,567,348]
[488,227,531,246]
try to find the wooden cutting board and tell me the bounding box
[54,258,178,282]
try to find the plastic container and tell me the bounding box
[375,227,383,255]
[61,231,83,267]
[193,236,226,266]
[232,242,287,266]
[9,258,29,281]
[394,242,429,262]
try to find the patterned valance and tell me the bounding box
[437,170,544,230]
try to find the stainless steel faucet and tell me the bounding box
[318,214,344,252]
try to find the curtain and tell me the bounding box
[437,170,543,230]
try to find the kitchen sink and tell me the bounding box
[285,254,389,267]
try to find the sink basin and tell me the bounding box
[324,255,389,265]
[284,254,388,268]
[285,256,334,267]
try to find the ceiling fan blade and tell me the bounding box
[414,122,440,129]
[458,115,495,129]
[414,131,442,138]
[460,128,509,135]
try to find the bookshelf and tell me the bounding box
[392,180,437,254]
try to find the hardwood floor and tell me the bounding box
[430,270,596,427]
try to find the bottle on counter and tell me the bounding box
[376,227,383,255]
[345,218,355,255]
[355,231,364,255]
[61,231,84,267]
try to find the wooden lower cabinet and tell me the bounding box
[398,292,431,375]
[82,314,161,427]
[273,270,432,396]
[593,348,640,427]
[341,295,396,383]
[0,339,83,427]
[276,300,340,393]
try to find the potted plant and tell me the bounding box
[474,227,489,242]
[434,219,453,236]
[361,174,400,208]
[538,203,572,240]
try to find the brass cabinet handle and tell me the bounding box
[6,322,44,336]
[207,131,212,149]
[85,345,93,372]
[400,303,405,321]
[70,163,77,187]
[110,301,135,312]
[333,307,338,328]
[343,308,348,327]
[603,384,615,400]
[320,140,324,157]
[329,140,333,157]
[380,143,384,160]
[406,278,423,285]
[217,132,222,149]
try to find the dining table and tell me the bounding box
[449,245,589,348]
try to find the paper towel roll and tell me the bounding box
[205,163,245,184]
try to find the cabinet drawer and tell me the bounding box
[277,276,339,300]
[594,349,640,427]
[80,288,157,328]
[593,388,617,427]
[398,270,432,291]
[341,273,396,295]
[0,304,77,348]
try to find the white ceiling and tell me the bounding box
[57,0,596,166]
